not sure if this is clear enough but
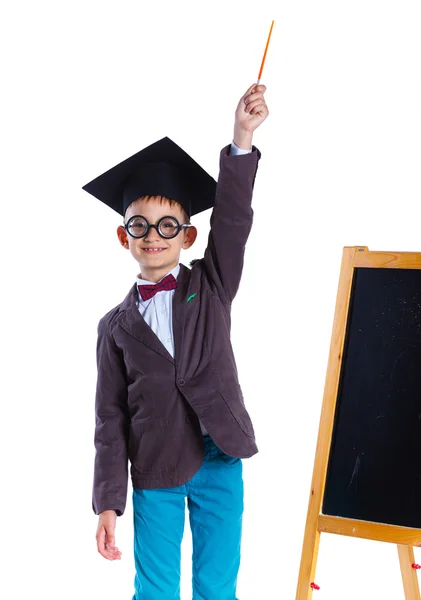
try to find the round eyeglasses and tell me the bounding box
[124,215,191,239]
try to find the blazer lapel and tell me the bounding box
[172,263,192,362]
[118,283,175,363]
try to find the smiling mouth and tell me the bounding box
[142,248,167,253]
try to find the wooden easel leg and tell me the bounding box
[296,528,321,599]
[398,545,421,600]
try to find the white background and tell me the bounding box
[1,0,421,598]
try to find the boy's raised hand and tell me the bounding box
[96,510,122,560]
[234,83,269,149]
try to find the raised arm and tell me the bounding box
[203,84,269,303]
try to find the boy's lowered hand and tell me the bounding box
[234,83,269,149]
[96,510,122,560]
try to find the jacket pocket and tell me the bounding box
[128,416,176,474]
[219,385,255,439]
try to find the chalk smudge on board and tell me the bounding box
[348,454,362,492]
[390,348,405,381]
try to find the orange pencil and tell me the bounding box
[256,20,274,85]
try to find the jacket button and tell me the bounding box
[178,378,186,386]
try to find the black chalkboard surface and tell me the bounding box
[323,267,421,528]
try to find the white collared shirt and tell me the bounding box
[136,264,180,359]
[135,142,251,437]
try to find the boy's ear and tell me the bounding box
[117,225,129,248]
[183,225,197,249]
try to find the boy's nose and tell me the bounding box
[144,225,162,241]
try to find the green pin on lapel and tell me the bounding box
[187,293,197,303]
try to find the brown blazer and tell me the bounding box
[93,145,261,515]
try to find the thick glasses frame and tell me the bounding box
[124,215,191,239]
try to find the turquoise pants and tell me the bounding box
[131,435,244,599]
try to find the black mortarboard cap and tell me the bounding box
[82,137,217,218]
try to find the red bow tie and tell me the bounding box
[138,273,178,301]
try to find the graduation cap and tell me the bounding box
[82,137,217,218]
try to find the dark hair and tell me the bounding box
[125,195,190,224]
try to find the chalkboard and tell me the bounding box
[297,250,421,600]
[323,267,421,528]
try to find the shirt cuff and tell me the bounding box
[229,141,252,156]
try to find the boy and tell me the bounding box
[83,83,268,599]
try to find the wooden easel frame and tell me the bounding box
[296,246,421,599]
